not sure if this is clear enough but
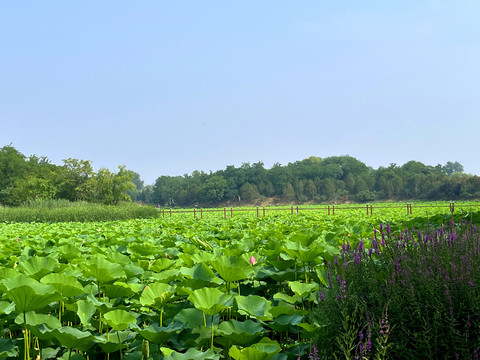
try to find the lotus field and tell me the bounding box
[0,205,478,359]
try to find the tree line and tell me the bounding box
[1,144,477,207]
[0,145,141,206]
[152,156,474,206]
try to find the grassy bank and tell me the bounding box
[0,199,159,222]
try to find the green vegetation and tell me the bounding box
[2,144,479,209]
[315,220,480,359]
[0,205,477,359]
[0,199,159,222]
[0,145,143,206]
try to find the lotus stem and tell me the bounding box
[211,315,214,350]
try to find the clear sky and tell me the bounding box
[1,1,479,185]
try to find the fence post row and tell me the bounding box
[160,202,476,219]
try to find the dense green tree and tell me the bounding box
[443,161,464,176]
[0,145,28,204]
[200,175,227,203]
[58,158,95,201]
[304,180,317,200]
[239,182,260,202]
[282,183,296,202]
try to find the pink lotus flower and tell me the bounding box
[249,256,257,265]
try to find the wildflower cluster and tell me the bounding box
[314,220,480,359]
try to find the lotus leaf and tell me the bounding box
[1,275,61,313]
[103,309,137,331]
[235,295,273,321]
[216,319,265,346]
[136,322,183,344]
[17,256,60,280]
[0,338,18,359]
[140,283,174,309]
[81,254,127,283]
[76,299,97,327]
[0,301,14,315]
[187,287,234,316]
[51,327,97,352]
[40,273,85,298]
[210,255,253,283]
[161,347,219,360]
[229,337,281,360]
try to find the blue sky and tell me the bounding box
[1,1,479,184]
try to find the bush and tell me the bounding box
[314,220,480,359]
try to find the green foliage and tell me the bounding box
[0,200,158,222]
[0,204,478,359]
[314,221,480,359]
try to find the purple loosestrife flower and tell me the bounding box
[469,280,475,287]
[386,223,391,236]
[334,255,338,267]
[366,331,372,352]
[474,350,479,360]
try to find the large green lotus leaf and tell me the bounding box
[103,309,136,331]
[235,295,273,321]
[0,301,15,315]
[106,251,130,265]
[2,275,61,313]
[56,244,82,261]
[211,256,253,283]
[150,269,181,283]
[122,263,145,278]
[97,330,135,353]
[229,338,281,360]
[216,319,265,347]
[273,292,301,305]
[187,287,234,316]
[181,263,221,283]
[288,281,318,298]
[258,267,296,283]
[17,256,60,281]
[150,258,175,272]
[14,311,61,340]
[84,294,114,314]
[178,252,214,267]
[282,241,323,263]
[57,353,86,360]
[0,268,21,280]
[161,347,219,360]
[76,299,97,327]
[0,338,18,359]
[140,283,174,309]
[173,308,219,329]
[52,327,96,351]
[136,322,183,344]
[265,313,303,333]
[80,255,126,283]
[127,243,156,259]
[103,282,138,299]
[40,273,85,298]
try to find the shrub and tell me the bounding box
[314,220,480,359]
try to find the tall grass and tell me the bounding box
[314,220,480,359]
[0,199,159,222]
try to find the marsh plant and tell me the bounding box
[315,220,480,359]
